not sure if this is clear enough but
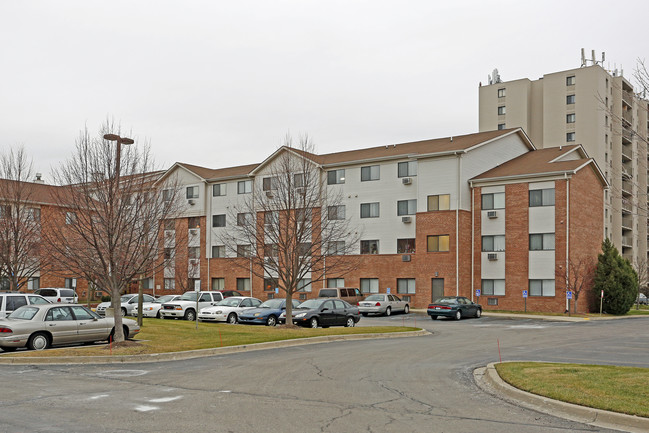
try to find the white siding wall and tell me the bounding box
[528,181,555,280]
[209,177,253,258]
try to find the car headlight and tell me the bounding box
[214,310,222,314]
[254,313,260,317]
[295,313,306,318]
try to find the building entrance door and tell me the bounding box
[431,278,444,302]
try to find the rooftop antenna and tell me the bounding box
[581,48,586,67]
[488,68,501,85]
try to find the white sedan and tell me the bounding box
[132,295,181,318]
[198,296,262,323]
[358,294,410,316]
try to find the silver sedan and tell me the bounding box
[0,304,140,351]
[358,294,410,316]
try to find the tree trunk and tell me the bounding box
[110,285,125,343]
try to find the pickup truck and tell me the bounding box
[160,291,226,321]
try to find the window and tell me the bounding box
[65,212,76,225]
[140,278,153,290]
[566,75,575,86]
[428,194,450,211]
[497,106,506,115]
[64,278,76,288]
[212,183,226,196]
[427,235,450,252]
[529,233,555,251]
[27,277,40,291]
[397,161,417,177]
[237,278,251,291]
[360,202,380,218]
[360,278,379,294]
[481,192,505,210]
[497,123,506,130]
[567,94,575,104]
[328,205,346,220]
[481,279,505,296]
[529,188,555,207]
[264,211,278,226]
[237,212,253,226]
[566,132,575,142]
[397,238,416,254]
[360,240,379,254]
[530,279,555,297]
[264,244,278,257]
[295,208,311,224]
[164,248,174,260]
[238,180,252,194]
[237,244,251,257]
[397,199,417,216]
[164,220,175,231]
[397,278,416,294]
[298,242,312,256]
[188,217,200,229]
[262,177,278,191]
[211,278,225,290]
[327,241,345,255]
[497,88,506,98]
[327,278,344,288]
[294,173,304,188]
[162,189,172,202]
[482,235,505,252]
[263,277,278,291]
[297,278,312,292]
[327,169,345,185]
[212,214,226,227]
[188,247,200,259]
[361,165,380,181]
[566,113,576,123]
[164,278,175,290]
[27,208,40,222]
[186,186,199,199]
[212,245,225,258]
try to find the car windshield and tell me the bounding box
[434,297,457,304]
[259,299,283,309]
[120,295,135,302]
[296,299,326,309]
[216,298,241,307]
[363,295,385,301]
[178,292,198,301]
[152,295,175,304]
[8,306,39,320]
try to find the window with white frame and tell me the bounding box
[482,192,505,210]
[566,132,575,142]
[188,217,200,229]
[264,211,278,226]
[212,278,225,290]
[360,240,379,254]
[397,278,416,294]
[328,205,346,220]
[360,202,380,218]
[497,106,506,115]
[481,279,505,295]
[237,278,251,291]
[162,189,172,202]
[482,235,505,252]
[529,233,555,251]
[361,165,380,181]
[497,88,506,97]
[397,199,417,216]
[294,173,304,187]
[65,212,76,225]
[360,278,379,294]
[327,169,345,185]
[567,94,575,104]
[238,180,252,194]
[212,245,225,258]
[566,75,575,86]
[237,212,253,226]
[212,183,226,196]
[327,241,345,255]
[529,279,555,297]
[212,214,226,227]
[27,277,40,291]
[567,113,576,123]
[237,244,251,257]
[327,278,344,288]
[397,161,417,177]
[164,278,175,290]
[297,278,312,292]
[186,186,199,199]
[497,123,506,130]
[188,247,200,259]
[529,188,555,207]
[427,194,450,211]
[298,242,312,256]
[262,177,278,191]
[142,278,153,290]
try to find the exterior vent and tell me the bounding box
[265,190,274,198]
[296,187,305,194]
[487,253,498,261]
[401,216,412,223]
[187,199,196,206]
[299,293,307,300]
[402,254,411,262]
[487,210,497,219]
[402,177,412,185]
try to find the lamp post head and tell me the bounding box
[103,134,134,145]
[103,134,120,141]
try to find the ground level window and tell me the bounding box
[237,278,251,291]
[212,278,225,290]
[360,278,379,294]
[481,279,505,295]
[397,278,416,294]
[263,278,278,291]
[529,279,555,297]
[327,278,344,288]
[164,278,175,290]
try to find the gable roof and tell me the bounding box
[0,179,70,206]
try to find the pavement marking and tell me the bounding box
[96,369,149,378]
[219,390,231,393]
[149,396,183,403]
[135,405,159,412]
[89,394,109,400]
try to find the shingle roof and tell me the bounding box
[0,179,69,206]
[176,162,260,180]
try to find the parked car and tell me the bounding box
[34,288,78,304]
[95,294,157,317]
[637,293,648,305]
[279,298,360,328]
[160,291,236,321]
[198,296,262,323]
[358,293,409,316]
[427,296,482,320]
[238,298,301,326]
[0,304,140,352]
[0,293,51,318]
[317,287,364,305]
[132,295,181,318]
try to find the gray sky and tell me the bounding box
[2,0,647,180]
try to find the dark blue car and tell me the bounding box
[238,298,301,326]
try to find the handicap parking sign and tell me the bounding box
[475,289,481,297]
[522,290,528,298]
[567,291,573,299]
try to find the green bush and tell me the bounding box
[101,295,111,302]
[594,239,637,315]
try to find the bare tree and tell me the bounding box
[45,121,181,343]
[217,135,359,325]
[0,147,47,291]
[557,256,597,314]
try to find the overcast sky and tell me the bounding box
[2,0,647,180]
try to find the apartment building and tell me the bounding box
[155,128,606,312]
[479,63,649,265]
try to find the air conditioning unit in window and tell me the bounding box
[487,210,497,219]
[487,253,498,261]
[402,254,411,262]
[401,216,412,223]
[265,190,274,198]
[295,187,305,194]
[188,228,199,236]
[187,199,195,206]
[402,177,412,185]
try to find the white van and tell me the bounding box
[34,288,78,303]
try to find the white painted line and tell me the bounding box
[149,396,183,403]
[135,405,159,412]
[89,394,109,400]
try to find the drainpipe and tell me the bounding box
[471,184,474,302]
[565,173,570,312]
[456,153,461,296]
[207,181,211,290]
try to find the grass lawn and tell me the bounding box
[496,362,649,418]
[3,318,418,358]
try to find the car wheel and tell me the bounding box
[361,313,368,317]
[0,346,17,352]
[155,311,161,319]
[184,309,196,321]
[309,317,319,328]
[121,307,127,317]
[430,315,437,320]
[475,308,482,318]
[345,317,355,327]
[404,305,410,314]
[385,307,391,317]
[455,310,462,321]
[227,313,238,324]
[123,326,130,340]
[266,315,277,327]
[28,332,50,351]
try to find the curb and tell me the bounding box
[474,362,649,433]
[0,329,430,365]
